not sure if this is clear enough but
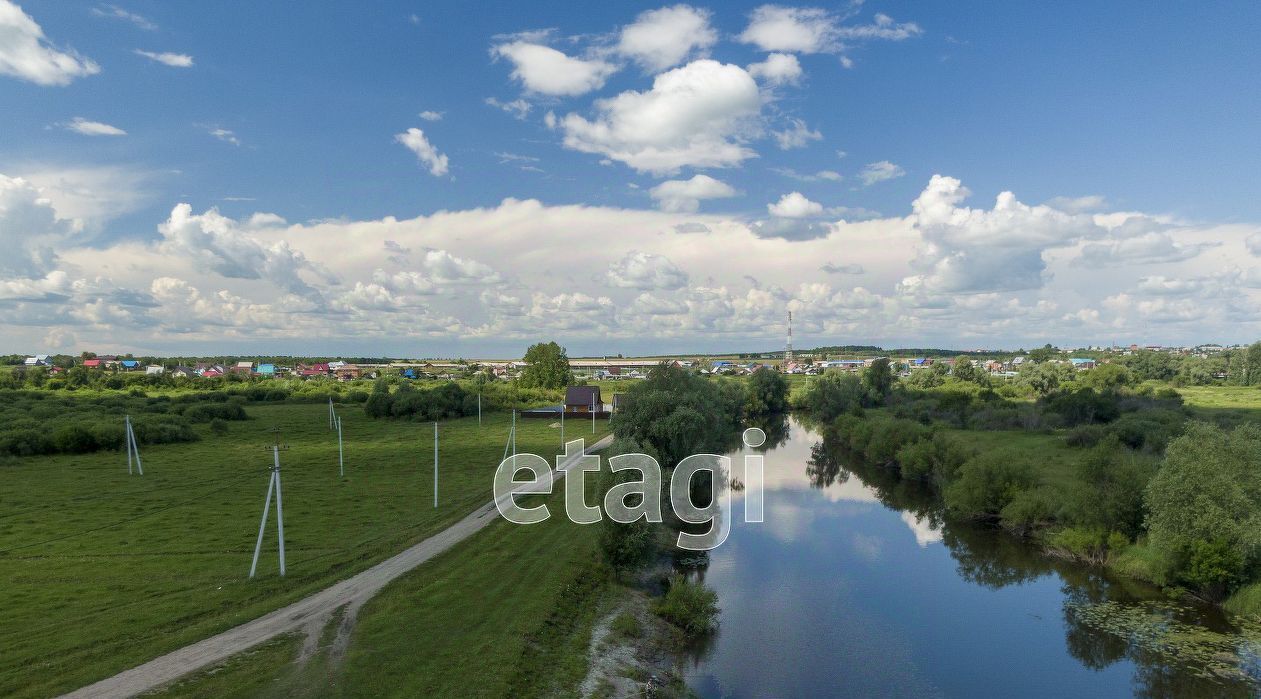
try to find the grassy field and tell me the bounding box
[940,425,1088,493]
[149,485,611,698]
[1175,384,1261,424]
[0,402,608,698]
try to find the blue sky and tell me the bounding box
[2,1,1260,356]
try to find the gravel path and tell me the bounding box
[61,434,613,699]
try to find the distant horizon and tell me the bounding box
[7,338,1247,363]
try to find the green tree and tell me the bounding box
[1121,350,1177,381]
[1020,361,1073,396]
[1067,437,1154,538]
[950,356,990,385]
[1078,363,1133,390]
[803,372,866,420]
[862,358,894,403]
[1244,341,1261,386]
[1028,343,1059,363]
[517,341,574,390]
[610,363,742,469]
[745,367,789,416]
[1145,422,1261,597]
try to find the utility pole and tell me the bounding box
[250,429,287,578]
[328,397,335,429]
[560,401,564,448]
[433,422,439,508]
[337,414,344,478]
[511,409,517,458]
[591,395,596,434]
[125,415,143,476]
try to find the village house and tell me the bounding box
[334,364,362,381]
[565,386,602,413]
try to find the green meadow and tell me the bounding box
[0,401,608,698]
[150,485,610,699]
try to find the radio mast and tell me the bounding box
[785,311,794,363]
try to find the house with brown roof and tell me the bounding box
[565,386,602,413]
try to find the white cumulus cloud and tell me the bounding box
[559,59,762,175]
[492,40,617,96]
[768,191,823,218]
[748,52,802,86]
[617,4,717,72]
[649,174,736,213]
[0,0,100,85]
[738,5,841,54]
[607,251,689,290]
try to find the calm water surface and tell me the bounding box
[683,417,1261,698]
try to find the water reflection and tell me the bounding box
[683,417,1260,698]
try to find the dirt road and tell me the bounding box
[61,434,613,699]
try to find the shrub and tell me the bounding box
[51,424,97,453]
[346,390,369,403]
[654,575,719,636]
[0,428,53,456]
[1064,424,1107,448]
[864,419,929,466]
[1179,539,1246,600]
[1106,410,1183,453]
[364,382,479,421]
[182,402,249,422]
[209,419,230,436]
[599,518,656,571]
[832,414,873,454]
[609,611,643,640]
[896,432,974,482]
[1048,527,1130,564]
[895,438,936,480]
[1041,388,1121,426]
[944,452,1038,519]
[999,487,1059,535]
[803,373,867,422]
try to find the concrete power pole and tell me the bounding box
[250,429,287,578]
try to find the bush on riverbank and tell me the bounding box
[824,404,1261,604]
[654,575,719,636]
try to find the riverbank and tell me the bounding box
[818,408,1261,621]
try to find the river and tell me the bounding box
[681,416,1261,698]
